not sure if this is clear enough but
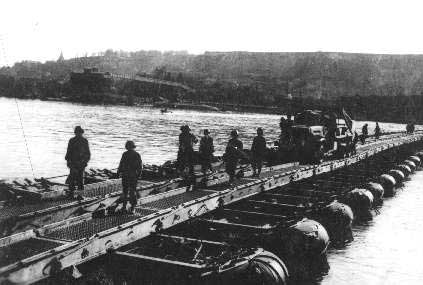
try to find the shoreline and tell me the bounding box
[2,95,418,123]
[2,95,286,116]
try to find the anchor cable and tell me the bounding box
[1,34,36,178]
[14,97,36,178]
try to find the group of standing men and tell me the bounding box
[360,122,381,144]
[63,118,409,212]
[65,126,142,211]
[406,122,415,134]
[65,124,267,212]
[279,115,294,144]
[177,126,267,184]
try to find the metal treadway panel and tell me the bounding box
[81,180,156,198]
[134,207,157,216]
[258,165,304,178]
[45,215,140,241]
[206,179,253,192]
[80,186,120,198]
[0,199,76,222]
[141,190,212,210]
[0,238,62,267]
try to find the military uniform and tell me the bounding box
[251,135,266,176]
[361,124,368,144]
[65,135,90,192]
[375,124,381,139]
[199,135,214,175]
[224,137,243,182]
[178,132,197,173]
[118,149,142,209]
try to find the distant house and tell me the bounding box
[57,51,64,62]
[70,68,112,92]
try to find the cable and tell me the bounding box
[14,98,36,178]
[1,34,36,178]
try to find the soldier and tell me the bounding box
[251,128,267,177]
[326,112,337,149]
[406,122,415,134]
[279,116,287,140]
[65,126,90,196]
[375,122,381,139]
[361,124,368,144]
[351,131,359,155]
[224,130,243,183]
[177,125,198,184]
[286,114,294,144]
[199,129,214,184]
[117,140,142,212]
[286,114,294,128]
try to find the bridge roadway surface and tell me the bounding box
[0,132,406,224]
[0,132,413,249]
[0,131,421,284]
[0,179,162,225]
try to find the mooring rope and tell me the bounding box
[14,98,36,178]
[1,34,35,178]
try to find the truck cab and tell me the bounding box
[334,123,354,158]
[278,110,354,164]
[290,124,326,163]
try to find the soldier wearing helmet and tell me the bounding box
[177,125,198,185]
[199,129,214,184]
[65,126,91,196]
[117,140,143,212]
[224,129,243,183]
[251,128,267,177]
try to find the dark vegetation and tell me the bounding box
[1,50,423,122]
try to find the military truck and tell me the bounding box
[274,110,354,164]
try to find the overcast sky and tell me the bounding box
[1,0,423,66]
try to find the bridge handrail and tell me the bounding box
[108,73,195,92]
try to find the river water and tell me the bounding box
[322,171,423,284]
[1,97,422,284]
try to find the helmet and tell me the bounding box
[180,125,191,132]
[74,126,84,134]
[230,130,238,137]
[257,127,263,135]
[125,140,136,150]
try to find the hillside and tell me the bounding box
[1,50,423,122]
[3,51,423,98]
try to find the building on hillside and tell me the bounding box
[57,51,64,62]
[70,68,113,92]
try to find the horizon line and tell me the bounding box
[4,49,423,67]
